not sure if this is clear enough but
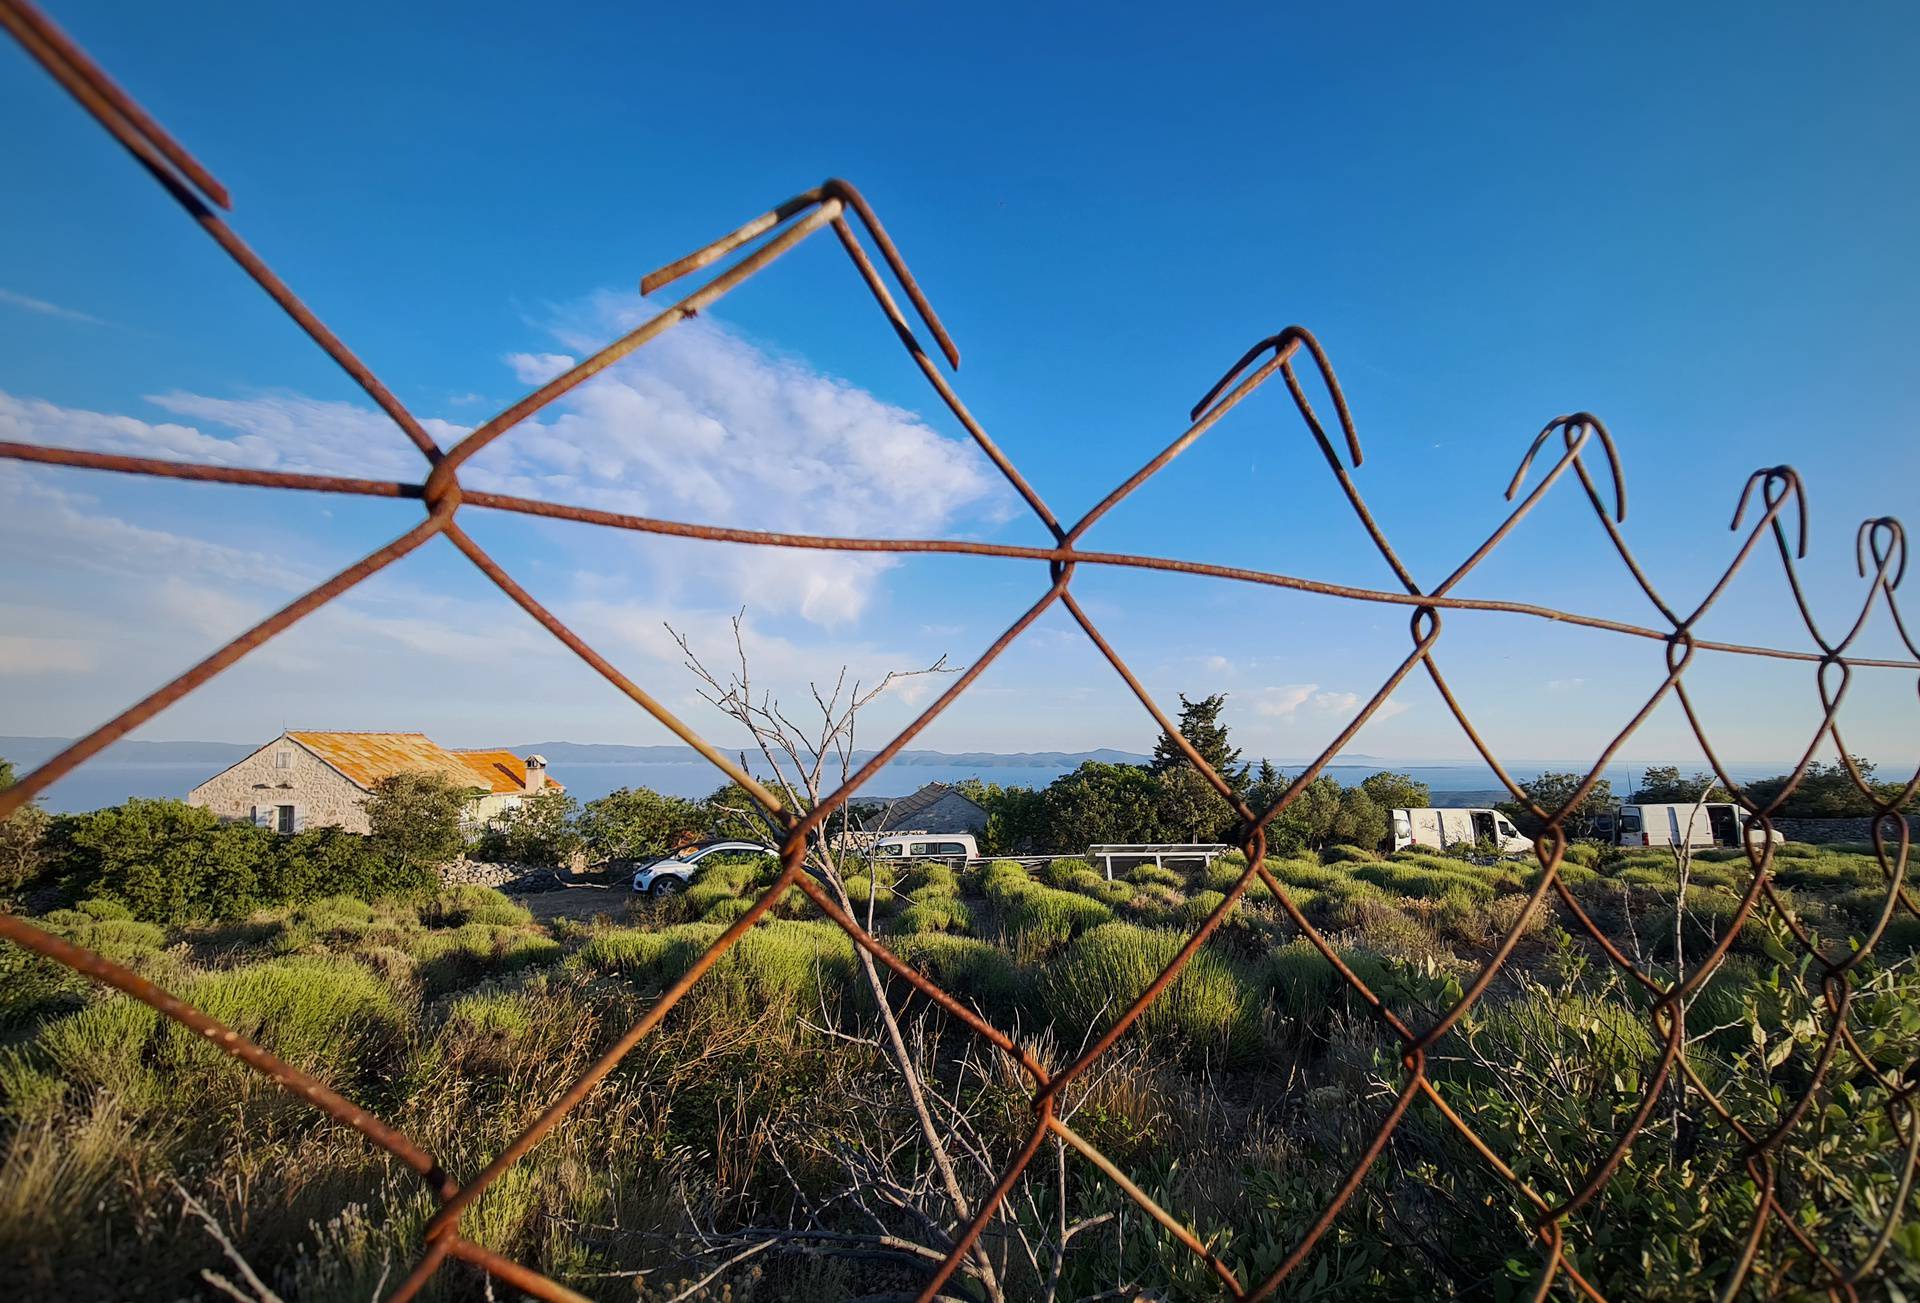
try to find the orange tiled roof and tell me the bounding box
[449,748,563,794]
[285,732,550,795]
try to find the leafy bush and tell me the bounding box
[984,862,1113,951]
[410,924,561,995]
[1127,863,1184,888]
[1040,924,1255,1062]
[474,789,582,867]
[571,923,725,980]
[841,877,899,915]
[1088,878,1134,908]
[1321,844,1379,864]
[896,895,973,935]
[422,885,531,929]
[1352,862,1497,902]
[1038,858,1085,887]
[702,896,756,925]
[1202,858,1273,899]
[364,771,474,877]
[1180,889,1234,927]
[892,934,1021,1013]
[577,787,706,860]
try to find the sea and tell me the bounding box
[0,736,1808,814]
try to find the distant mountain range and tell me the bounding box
[501,741,1159,768]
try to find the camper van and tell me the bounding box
[1593,802,1784,849]
[1390,808,1533,855]
[869,833,980,862]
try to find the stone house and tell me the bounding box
[872,782,988,837]
[187,731,561,834]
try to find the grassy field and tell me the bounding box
[4,842,1920,1300]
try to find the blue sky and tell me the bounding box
[2,0,1917,774]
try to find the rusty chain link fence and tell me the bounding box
[3,3,1919,1299]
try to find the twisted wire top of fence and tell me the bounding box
[2,2,1917,1299]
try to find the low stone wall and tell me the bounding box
[439,857,563,894]
[1772,816,1920,845]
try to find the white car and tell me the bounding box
[631,840,776,895]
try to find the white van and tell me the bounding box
[1390,807,1533,855]
[1595,802,1783,849]
[869,833,979,862]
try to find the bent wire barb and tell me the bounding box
[2,3,1918,1300]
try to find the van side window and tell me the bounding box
[929,842,966,856]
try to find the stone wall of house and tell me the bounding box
[188,739,371,832]
[1773,815,1920,845]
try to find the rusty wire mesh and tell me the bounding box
[3,3,1919,1299]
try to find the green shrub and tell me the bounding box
[74,898,131,922]
[1123,883,1186,923]
[702,896,756,925]
[892,934,1021,1012]
[896,895,974,935]
[985,866,1113,951]
[1561,842,1603,868]
[1041,857,1097,887]
[1203,859,1273,900]
[571,923,726,981]
[1088,879,1134,908]
[410,924,561,995]
[707,921,857,1011]
[1322,844,1379,864]
[841,877,899,914]
[907,865,959,899]
[1353,862,1496,902]
[422,885,531,929]
[1180,889,1235,928]
[1127,863,1184,889]
[168,956,405,1081]
[1041,924,1256,1062]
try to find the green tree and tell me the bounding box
[1358,770,1430,812]
[363,771,473,877]
[0,757,51,902]
[1630,765,1730,804]
[1746,758,1894,818]
[957,779,1048,856]
[1270,774,1344,851]
[1150,693,1250,795]
[701,782,780,844]
[481,789,584,866]
[1154,765,1235,843]
[578,786,707,859]
[1501,772,1614,839]
[1328,786,1388,850]
[49,798,265,922]
[1043,762,1165,851]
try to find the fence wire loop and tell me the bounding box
[3,5,1919,1299]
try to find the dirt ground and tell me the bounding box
[517,884,634,925]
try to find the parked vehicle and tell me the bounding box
[1389,807,1533,855]
[869,832,979,862]
[1592,802,1783,849]
[630,839,776,894]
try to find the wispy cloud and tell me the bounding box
[1251,682,1409,722]
[1,289,1009,627]
[0,288,106,326]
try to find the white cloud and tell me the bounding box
[0,288,105,326]
[0,634,98,675]
[1253,684,1318,717]
[1251,682,1408,722]
[0,289,1008,627]
[1203,654,1232,674]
